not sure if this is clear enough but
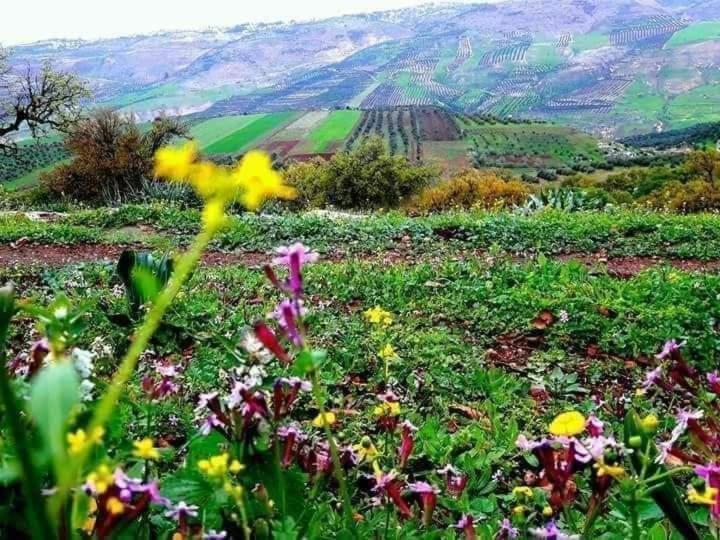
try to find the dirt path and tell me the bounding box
[2,242,720,277]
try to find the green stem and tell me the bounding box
[310,370,355,535]
[629,489,640,540]
[272,422,287,515]
[0,292,56,539]
[54,229,214,513]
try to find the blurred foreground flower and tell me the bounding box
[154,143,296,230]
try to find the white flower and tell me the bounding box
[71,348,95,379]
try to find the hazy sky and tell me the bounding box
[2,0,491,45]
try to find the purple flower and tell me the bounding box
[529,521,578,539]
[272,243,319,267]
[656,339,684,360]
[165,501,199,521]
[642,366,663,389]
[499,517,519,539]
[203,531,228,540]
[200,413,224,436]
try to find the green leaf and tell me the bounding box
[28,362,80,469]
[293,349,327,376]
[648,522,668,540]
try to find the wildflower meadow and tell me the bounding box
[1,145,720,540]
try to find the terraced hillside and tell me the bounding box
[9,0,720,138]
[2,108,606,188]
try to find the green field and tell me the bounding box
[571,32,610,52]
[306,110,362,152]
[666,84,720,127]
[203,111,297,154]
[666,21,720,48]
[189,114,265,148]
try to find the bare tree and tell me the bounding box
[0,45,89,154]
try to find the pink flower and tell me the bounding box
[456,514,478,540]
[656,339,684,360]
[272,376,311,420]
[373,470,413,518]
[408,481,439,526]
[642,366,663,389]
[398,420,417,468]
[165,501,198,521]
[438,464,468,497]
[529,521,578,539]
[586,414,604,437]
[253,321,291,364]
[498,517,519,539]
[200,414,224,436]
[277,424,305,467]
[272,243,319,267]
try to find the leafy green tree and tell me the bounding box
[686,149,719,183]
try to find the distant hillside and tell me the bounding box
[7,0,720,138]
[0,107,608,187]
[622,121,720,148]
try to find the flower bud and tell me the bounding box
[640,414,659,434]
[691,476,707,491]
[604,449,619,463]
[542,506,553,517]
[0,284,14,330]
[628,436,643,448]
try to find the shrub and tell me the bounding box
[641,180,720,213]
[408,170,530,213]
[283,137,437,210]
[42,110,189,203]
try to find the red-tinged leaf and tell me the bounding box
[253,321,291,364]
[531,310,555,330]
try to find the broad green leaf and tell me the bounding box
[29,362,80,468]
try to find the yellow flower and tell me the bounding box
[201,197,228,233]
[373,401,401,417]
[594,460,625,479]
[105,497,125,516]
[154,142,197,180]
[86,464,115,495]
[688,485,718,506]
[224,481,244,501]
[512,486,533,499]
[233,151,296,210]
[640,414,659,433]
[363,306,393,326]
[229,459,245,474]
[542,506,554,517]
[198,453,232,479]
[379,344,400,361]
[67,426,105,455]
[512,505,526,516]
[132,438,160,460]
[312,411,337,428]
[549,411,586,437]
[353,436,380,463]
[153,145,296,231]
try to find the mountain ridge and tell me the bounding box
[7,0,720,138]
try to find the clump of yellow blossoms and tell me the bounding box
[132,438,160,460]
[594,460,625,479]
[154,143,296,231]
[353,436,380,463]
[198,453,244,480]
[379,344,399,362]
[312,411,337,428]
[86,464,115,495]
[548,411,586,437]
[364,306,393,327]
[67,426,105,455]
[373,401,401,418]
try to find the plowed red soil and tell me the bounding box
[2,243,720,278]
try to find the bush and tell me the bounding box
[408,170,530,213]
[641,180,720,213]
[42,110,189,203]
[282,137,437,210]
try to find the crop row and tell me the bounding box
[480,43,531,66]
[447,36,472,72]
[610,15,688,45]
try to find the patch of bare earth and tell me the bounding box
[2,242,720,277]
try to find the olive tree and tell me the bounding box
[0,45,89,153]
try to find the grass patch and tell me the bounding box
[306,110,362,152]
[204,112,297,154]
[666,21,720,48]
